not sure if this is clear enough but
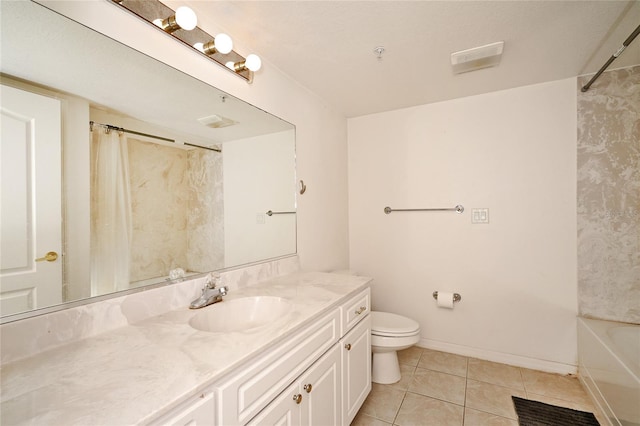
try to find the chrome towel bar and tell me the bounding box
[384,205,464,214]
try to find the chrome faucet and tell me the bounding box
[189,273,228,309]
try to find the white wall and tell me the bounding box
[348,78,578,372]
[40,0,350,274]
[223,130,296,267]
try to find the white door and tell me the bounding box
[0,84,63,316]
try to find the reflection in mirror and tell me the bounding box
[0,1,296,322]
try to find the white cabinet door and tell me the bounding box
[247,381,300,426]
[341,315,371,425]
[300,344,341,426]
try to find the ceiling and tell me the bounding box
[168,0,640,118]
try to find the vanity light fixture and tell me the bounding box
[230,54,262,72]
[112,0,261,82]
[194,33,233,55]
[153,6,197,33]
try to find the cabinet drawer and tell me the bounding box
[216,308,340,425]
[340,288,370,335]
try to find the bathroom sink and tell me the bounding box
[189,296,292,333]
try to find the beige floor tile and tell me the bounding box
[520,369,593,407]
[359,383,405,423]
[351,412,392,426]
[465,380,526,420]
[395,393,464,426]
[463,408,518,426]
[397,346,423,367]
[408,368,466,405]
[418,349,468,377]
[385,364,416,392]
[467,359,524,391]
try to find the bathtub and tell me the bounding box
[578,317,640,426]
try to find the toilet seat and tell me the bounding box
[371,311,420,337]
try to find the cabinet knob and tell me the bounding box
[293,394,302,404]
[345,343,352,351]
[355,306,367,315]
[304,383,313,393]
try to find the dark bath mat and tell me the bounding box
[512,396,600,426]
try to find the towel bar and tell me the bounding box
[384,205,464,214]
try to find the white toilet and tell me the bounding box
[371,311,421,384]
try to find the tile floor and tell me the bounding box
[352,346,606,426]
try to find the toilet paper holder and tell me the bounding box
[432,291,462,303]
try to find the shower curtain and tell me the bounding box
[90,127,132,295]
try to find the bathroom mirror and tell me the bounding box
[0,1,296,321]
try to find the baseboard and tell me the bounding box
[418,338,577,375]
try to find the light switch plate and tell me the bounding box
[472,208,489,224]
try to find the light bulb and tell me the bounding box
[214,34,233,54]
[245,54,262,72]
[174,6,197,31]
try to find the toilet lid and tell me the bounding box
[371,311,420,336]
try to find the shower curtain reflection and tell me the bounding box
[90,127,132,295]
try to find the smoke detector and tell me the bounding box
[197,114,237,129]
[450,41,504,74]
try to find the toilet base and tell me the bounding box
[372,351,401,384]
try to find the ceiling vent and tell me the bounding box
[198,114,237,129]
[450,41,504,74]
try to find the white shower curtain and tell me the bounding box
[90,127,132,295]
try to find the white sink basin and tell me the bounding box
[189,296,292,333]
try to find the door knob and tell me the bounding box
[293,394,302,404]
[35,251,58,262]
[345,343,352,351]
[304,383,313,393]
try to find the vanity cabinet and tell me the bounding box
[155,287,371,426]
[215,309,341,425]
[247,344,342,425]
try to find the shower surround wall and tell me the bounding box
[122,139,224,283]
[577,65,640,324]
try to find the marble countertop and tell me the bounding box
[0,272,371,425]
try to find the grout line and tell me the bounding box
[461,356,469,425]
[517,366,528,398]
[391,391,407,425]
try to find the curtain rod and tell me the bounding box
[89,121,222,153]
[581,24,640,92]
